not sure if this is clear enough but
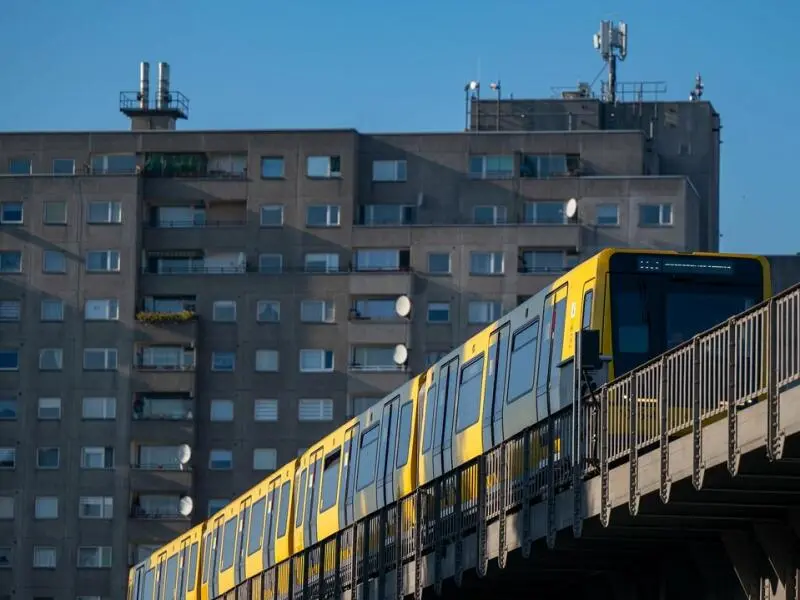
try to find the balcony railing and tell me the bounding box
[134,361,196,372]
[143,265,247,275]
[135,310,198,324]
[132,402,194,421]
[349,363,408,372]
[145,219,246,229]
[130,462,190,471]
[130,506,188,520]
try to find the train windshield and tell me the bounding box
[609,255,765,377]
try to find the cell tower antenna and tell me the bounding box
[689,73,704,102]
[593,20,628,104]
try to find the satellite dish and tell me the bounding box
[178,496,194,517]
[177,444,192,465]
[565,198,578,219]
[395,295,412,318]
[393,343,409,365]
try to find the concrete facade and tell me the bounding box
[0,97,719,599]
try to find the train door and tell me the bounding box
[177,540,190,599]
[339,424,358,527]
[481,323,511,450]
[377,396,398,506]
[418,373,436,485]
[208,516,224,599]
[235,497,251,585]
[263,481,278,570]
[154,552,166,600]
[433,357,459,478]
[131,565,144,600]
[305,449,323,548]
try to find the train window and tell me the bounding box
[395,401,413,468]
[536,304,555,396]
[320,450,341,512]
[142,568,155,600]
[177,547,187,598]
[455,355,485,432]
[582,290,594,329]
[221,516,237,571]
[507,320,539,403]
[548,300,568,397]
[187,542,199,592]
[295,469,308,527]
[277,481,291,537]
[420,384,435,453]
[247,497,267,555]
[356,425,380,490]
[442,359,459,447]
[164,554,178,600]
[201,533,211,583]
[156,559,166,600]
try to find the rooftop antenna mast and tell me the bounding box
[593,20,628,104]
[689,73,704,101]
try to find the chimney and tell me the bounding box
[156,62,170,110]
[138,62,150,110]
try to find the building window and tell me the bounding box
[473,205,507,225]
[43,201,67,224]
[210,399,234,421]
[209,449,233,470]
[306,155,341,178]
[640,203,673,226]
[0,202,23,224]
[208,499,229,516]
[254,399,279,422]
[35,496,59,518]
[40,299,64,321]
[304,253,339,273]
[470,251,504,275]
[85,299,119,321]
[0,350,19,371]
[306,204,340,227]
[0,300,20,322]
[82,397,116,420]
[81,447,114,469]
[135,446,182,470]
[207,153,246,176]
[524,201,567,224]
[359,204,415,225]
[86,250,120,272]
[37,447,60,469]
[212,351,236,372]
[596,204,619,225]
[258,253,283,274]
[468,301,502,324]
[351,298,398,320]
[42,250,66,273]
[77,547,112,569]
[78,496,113,519]
[83,348,118,371]
[253,448,277,471]
[52,158,75,175]
[37,397,61,420]
[137,346,194,370]
[8,157,32,175]
[0,496,13,519]
[212,300,237,322]
[0,251,22,273]
[353,248,410,272]
[259,204,284,226]
[0,448,15,469]
[0,397,16,420]
[298,399,334,422]
[350,346,402,371]
[39,348,63,371]
[133,395,192,420]
[300,300,335,323]
[255,349,279,372]
[260,157,285,178]
[427,302,451,323]
[256,300,280,322]
[299,349,334,372]
[427,252,451,274]
[372,159,407,182]
[468,155,513,179]
[91,154,136,174]
[520,154,578,178]
[87,201,122,224]
[347,397,379,416]
[33,546,57,568]
[519,250,577,274]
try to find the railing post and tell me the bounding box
[377,508,386,600]
[572,332,585,538]
[691,336,705,490]
[727,319,740,475]
[498,444,509,568]
[766,297,784,461]
[600,386,610,527]
[395,501,404,598]
[628,373,640,516]
[521,430,533,558]
[454,470,464,586]
[546,413,556,549]
[414,488,423,600]
[433,480,443,595]
[659,356,671,503]
[476,455,489,577]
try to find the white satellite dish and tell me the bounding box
[178,496,194,517]
[395,295,412,318]
[565,198,578,219]
[177,444,192,465]
[393,343,409,365]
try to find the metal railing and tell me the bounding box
[217,282,800,600]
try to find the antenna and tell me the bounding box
[689,73,704,102]
[593,20,628,104]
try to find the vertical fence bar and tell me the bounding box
[545,412,556,549]
[727,319,740,476]
[658,356,671,503]
[691,337,705,490]
[600,386,610,527]
[476,455,489,577]
[767,297,784,460]
[628,372,640,516]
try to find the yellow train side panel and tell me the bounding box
[395,374,421,499]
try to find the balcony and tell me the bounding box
[126,516,192,542]
[129,462,193,491]
[135,311,198,345]
[133,347,197,393]
[349,268,413,296]
[142,220,247,251]
[131,395,195,441]
[142,152,248,201]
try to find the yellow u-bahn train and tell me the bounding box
[128,248,771,600]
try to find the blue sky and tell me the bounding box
[1,0,797,254]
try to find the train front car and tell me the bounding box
[601,250,771,379]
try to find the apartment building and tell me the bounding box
[0,70,721,598]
